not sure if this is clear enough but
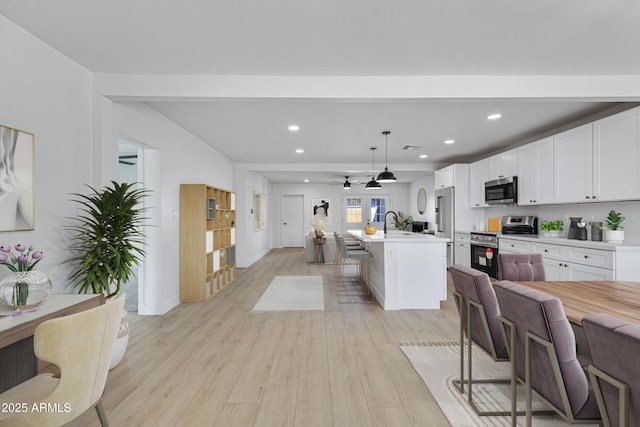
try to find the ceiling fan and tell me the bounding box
[331,176,360,189]
[119,154,137,165]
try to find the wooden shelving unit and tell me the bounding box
[180,184,236,302]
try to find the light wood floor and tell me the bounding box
[74,248,459,427]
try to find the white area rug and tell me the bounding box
[251,275,324,311]
[401,343,599,427]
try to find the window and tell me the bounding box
[369,198,386,222]
[345,198,362,223]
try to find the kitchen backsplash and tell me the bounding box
[485,200,640,243]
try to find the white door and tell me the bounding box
[281,194,304,247]
[342,194,391,233]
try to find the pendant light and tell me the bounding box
[376,130,397,183]
[365,147,382,189]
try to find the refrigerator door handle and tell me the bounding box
[435,196,442,231]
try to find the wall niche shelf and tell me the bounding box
[180,184,236,302]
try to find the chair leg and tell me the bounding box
[95,399,109,427]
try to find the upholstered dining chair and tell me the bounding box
[448,265,513,416]
[0,296,125,426]
[497,253,546,281]
[583,313,640,427]
[494,280,601,426]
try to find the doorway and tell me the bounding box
[281,194,304,247]
[118,141,143,312]
[342,194,392,233]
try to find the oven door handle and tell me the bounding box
[470,241,498,248]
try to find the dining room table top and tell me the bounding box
[512,280,640,326]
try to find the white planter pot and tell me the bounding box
[108,293,130,370]
[605,229,624,244]
[542,230,561,238]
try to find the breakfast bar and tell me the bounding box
[348,229,449,310]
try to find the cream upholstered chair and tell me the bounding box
[0,296,124,426]
[332,233,373,303]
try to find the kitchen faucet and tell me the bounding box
[384,210,397,235]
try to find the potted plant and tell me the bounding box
[540,220,563,237]
[64,181,150,368]
[392,211,413,231]
[603,210,625,243]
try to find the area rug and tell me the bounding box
[401,343,599,427]
[251,275,324,311]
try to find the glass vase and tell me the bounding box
[0,270,52,309]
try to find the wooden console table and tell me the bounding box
[0,294,103,392]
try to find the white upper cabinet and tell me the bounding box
[469,159,489,208]
[477,107,640,207]
[554,123,594,203]
[517,136,554,205]
[592,106,640,201]
[434,165,455,189]
[487,149,518,180]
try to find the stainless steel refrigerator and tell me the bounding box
[435,186,455,267]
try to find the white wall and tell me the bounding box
[235,165,270,268]
[409,173,436,228]
[483,200,640,243]
[110,102,234,314]
[0,16,93,290]
[269,182,411,247]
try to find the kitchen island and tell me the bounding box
[348,229,450,310]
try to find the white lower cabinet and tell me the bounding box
[454,233,471,267]
[542,258,613,280]
[499,237,618,281]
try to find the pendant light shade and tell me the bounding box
[376,131,397,183]
[366,147,382,189]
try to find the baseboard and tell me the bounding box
[237,248,270,269]
[138,295,180,315]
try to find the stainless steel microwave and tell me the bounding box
[485,176,518,205]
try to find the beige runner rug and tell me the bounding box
[401,343,599,427]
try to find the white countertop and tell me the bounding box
[348,229,450,243]
[495,233,640,251]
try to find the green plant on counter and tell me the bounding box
[604,210,625,230]
[392,211,413,231]
[540,220,564,232]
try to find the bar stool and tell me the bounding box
[332,234,373,303]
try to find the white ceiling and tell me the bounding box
[2,1,639,183]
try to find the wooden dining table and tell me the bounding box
[513,280,640,326]
[0,294,103,393]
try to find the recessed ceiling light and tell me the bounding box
[288,125,300,131]
[295,148,304,154]
[488,113,502,120]
[419,154,428,159]
[303,179,309,183]
[444,139,455,145]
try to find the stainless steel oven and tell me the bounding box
[470,232,498,279]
